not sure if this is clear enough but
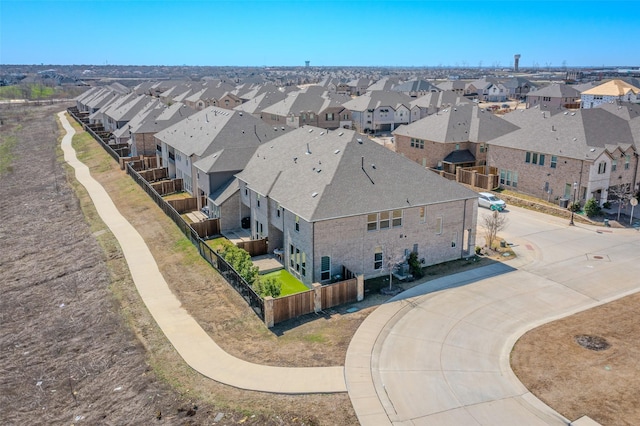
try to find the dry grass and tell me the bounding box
[512,293,640,425]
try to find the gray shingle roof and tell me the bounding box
[154,106,289,159]
[343,90,413,112]
[236,127,478,222]
[392,80,440,93]
[260,88,350,116]
[527,84,580,98]
[489,108,636,160]
[393,104,519,143]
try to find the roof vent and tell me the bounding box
[338,132,344,136]
[311,192,318,197]
[357,138,363,144]
[571,112,576,116]
[320,131,324,135]
[334,149,340,154]
[308,129,313,133]
[590,148,596,152]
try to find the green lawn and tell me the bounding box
[261,269,309,296]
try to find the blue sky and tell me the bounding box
[1,0,638,67]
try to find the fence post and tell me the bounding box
[264,296,274,328]
[471,170,477,188]
[312,283,322,313]
[456,166,462,182]
[488,174,496,190]
[357,275,364,302]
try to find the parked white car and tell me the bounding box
[478,192,506,211]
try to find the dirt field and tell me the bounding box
[2,104,637,425]
[511,292,640,425]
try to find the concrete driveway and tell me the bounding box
[346,206,640,425]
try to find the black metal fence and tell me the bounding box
[127,163,264,319]
[66,107,264,320]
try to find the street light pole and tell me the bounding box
[570,182,578,225]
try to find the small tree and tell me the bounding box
[220,245,259,284]
[607,184,633,221]
[481,211,508,249]
[384,247,406,290]
[254,276,281,298]
[583,198,601,218]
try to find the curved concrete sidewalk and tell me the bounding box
[59,112,346,394]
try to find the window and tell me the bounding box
[419,206,426,223]
[480,144,485,153]
[500,169,518,188]
[379,211,390,229]
[598,161,607,174]
[612,159,617,171]
[435,217,443,234]
[321,256,331,280]
[392,210,402,227]
[244,188,248,196]
[295,215,299,232]
[455,144,460,151]
[290,244,295,267]
[295,248,300,272]
[550,155,557,168]
[625,154,630,169]
[374,247,383,270]
[543,96,551,102]
[526,151,546,166]
[367,213,378,231]
[309,113,314,119]
[326,113,334,121]
[256,194,260,207]
[301,252,306,277]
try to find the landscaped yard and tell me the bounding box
[163,191,191,201]
[260,269,309,296]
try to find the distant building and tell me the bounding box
[581,79,640,109]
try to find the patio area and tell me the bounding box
[252,254,284,274]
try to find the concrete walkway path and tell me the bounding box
[59,112,347,394]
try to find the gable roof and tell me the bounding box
[581,79,640,96]
[154,106,288,159]
[342,90,413,112]
[236,127,478,222]
[393,104,519,143]
[260,88,350,116]
[410,90,471,109]
[392,79,440,93]
[489,108,636,160]
[527,84,580,98]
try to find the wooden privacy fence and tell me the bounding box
[151,179,183,195]
[167,196,207,214]
[271,290,315,325]
[191,219,220,239]
[138,167,168,182]
[321,278,358,310]
[265,276,363,327]
[236,238,268,257]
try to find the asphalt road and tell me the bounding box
[346,205,640,425]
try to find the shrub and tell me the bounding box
[254,276,281,298]
[407,251,424,278]
[583,198,601,218]
[219,244,259,284]
[602,201,611,209]
[568,201,581,212]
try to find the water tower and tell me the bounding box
[514,54,521,72]
[305,60,310,67]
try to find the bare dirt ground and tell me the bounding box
[511,292,640,425]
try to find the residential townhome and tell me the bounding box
[111,98,163,145]
[260,86,352,130]
[409,90,471,120]
[502,77,536,100]
[488,106,639,205]
[393,103,519,170]
[89,93,140,129]
[580,79,640,109]
[346,78,372,96]
[391,79,441,98]
[233,89,288,118]
[115,102,196,156]
[436,80,466,95]
[153,106,288,220]
[235,127,478,286]
[81,88,122,116]
[343,90,416,134]
[75,86,107,112]
[526,84,581,109]
[366,77,401,92]
[100,94,157,133]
